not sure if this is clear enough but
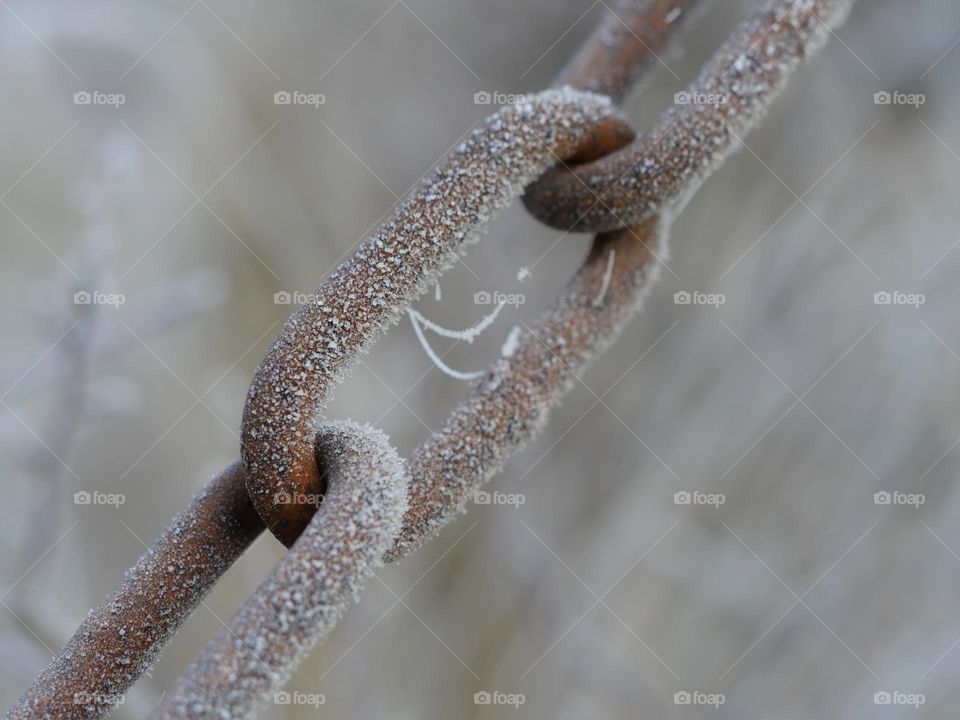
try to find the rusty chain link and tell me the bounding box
[524,0,855,232]
[6,0,857,717]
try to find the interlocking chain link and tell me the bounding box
[524,0,856,232]
[6,1,857,718]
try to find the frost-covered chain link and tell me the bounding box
[240,90,633,547]
[6,1,860,718]
[153,422,408,720]
[557,0,707,104]
[524,0,857,233]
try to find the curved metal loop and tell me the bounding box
[240,89,634,546]
[154,218,667,719]
[6,463,263,720]
[523,0,856,233]
[7,2,860,718]
[152,421,408,720]
[557,0,706,104]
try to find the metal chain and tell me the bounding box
[524,0,856,232]
[6,1,857,718]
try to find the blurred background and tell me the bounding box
[2,0,959,717]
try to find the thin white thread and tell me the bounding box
[593,249,615,307]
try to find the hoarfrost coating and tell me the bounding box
[241,88,633,546]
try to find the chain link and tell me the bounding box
[6,1,858,718]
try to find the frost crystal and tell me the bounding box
[241,88,630,545]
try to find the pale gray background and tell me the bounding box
[2,0,959,717]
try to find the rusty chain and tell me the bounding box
[524,0,855,232]
[6,0,856,718]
